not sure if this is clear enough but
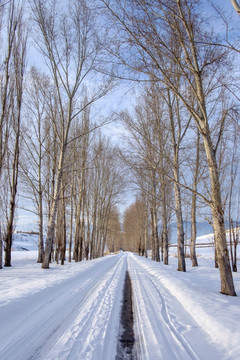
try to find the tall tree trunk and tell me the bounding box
[229,220,234,272]
[150,208,155,260]
[86,214,90,260]
[162,218,168,265]
[79,177,86,261]
[151,175,160,262]
[190,131,200,267]
[37,116,44,263]
[0,1,16,178]
[174,181,186,272]
[54,182,66,265]
[68,183,74,262]
[0,228,2,269]
[202,131,236,295]
[74,217,81,262]
[101,225,108,257]
[4,91,21,267]
[4,228,13,267]
[37,185,44,263]
[144,209,148,258]
[4,4,26,267]
[171,135,185,271]
[90,209,97,260]
[214,235,219,269]
[4,191,18,267]
[42,142,67,269]
[168,91,186,272]
[81,216,86,261]
[233,228,238,272]
[190,193,198,267]
[60,187,66,265]
[153,207,160,262]
[231,219,238,272]
[73,167,84,262]
[161,180,169,265]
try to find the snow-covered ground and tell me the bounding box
[0,234,239,359]
[129,254,240,360]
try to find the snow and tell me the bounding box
[0,233,239,359]
[129,254,240,360]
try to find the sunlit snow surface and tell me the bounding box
[0,234,239,359]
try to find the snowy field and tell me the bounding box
[0,234,239,359]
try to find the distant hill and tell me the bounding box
[169,221,213,244]
[12,232,39,251]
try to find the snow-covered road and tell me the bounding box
[0,251,239,359]
[0,254,126,360]
[128,253,224,360]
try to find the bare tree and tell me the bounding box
[4,1,27,267]
[20,68,54,263]
[32,0,112,268]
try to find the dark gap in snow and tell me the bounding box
[116,270,136,360]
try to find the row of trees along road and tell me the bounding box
[0,0,124,270]
[0,0,240,296]
[100,0,240,296]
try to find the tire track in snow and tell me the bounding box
[1,273,104,360]
[0,254,126,360]
[116,270,135,360]
[127,253,200,360]
[46,254,126,360]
